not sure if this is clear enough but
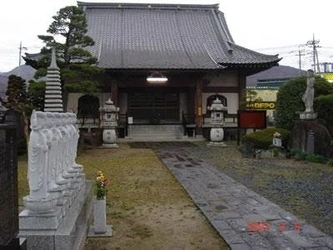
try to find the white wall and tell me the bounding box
[100,93,111,105]
[67,93,84,112]
[205,71,238,87]
[67,93,111,113]
[202,71,239,115]
[202,93,239,115]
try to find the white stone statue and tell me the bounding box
[45,112,61,192]
[302,69,315,113]
[27,111,49,199]
[59,114,72,178]
[23,111,57,213]
[69,113,83,171]
[55,113,68,185]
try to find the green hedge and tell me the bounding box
[276,76,333,131]
[241,127,290,150]
[314,94,333,134]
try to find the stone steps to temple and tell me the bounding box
[126,124,183,140]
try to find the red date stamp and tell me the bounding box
[247,221,301,233]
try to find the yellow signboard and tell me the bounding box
[246,102,276,110]
[322,73,333,82]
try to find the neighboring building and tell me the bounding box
[246,65,306,122]
[65,2,280,135]
[321,73,333,83]
[318,63,333,83]
[22,53,44,69]
[247,65,306,88]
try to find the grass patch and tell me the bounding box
[18,143,228,250]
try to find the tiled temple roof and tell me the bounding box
[78,2,280,70]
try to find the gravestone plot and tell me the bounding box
[0,113,26,249]
[0,126,18,246]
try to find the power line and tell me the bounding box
[255,44,300,51]
[287,45,306,71]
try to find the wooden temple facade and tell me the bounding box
[66,2,280,136]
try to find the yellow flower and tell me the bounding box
[273,132,281,138]
[95,170,108,200]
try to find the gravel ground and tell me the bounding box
[128,141,333,236]
[187,141,333,236]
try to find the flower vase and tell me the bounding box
[94,198,107,234]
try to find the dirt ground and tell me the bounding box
[78,144,229,250]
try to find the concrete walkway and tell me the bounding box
[156,147,333,250]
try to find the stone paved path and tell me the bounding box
[156,147,333,250]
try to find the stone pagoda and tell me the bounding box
[44,48,63,112]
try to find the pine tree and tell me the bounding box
[6,75,28,109]
[38,6,97,66]
[5,75,33,152]
[27,5,103,109]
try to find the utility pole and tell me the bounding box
[306,34,320,73]
[18,41,27,67]
[295,45,306,72]
[289,45,306,73]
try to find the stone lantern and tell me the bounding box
[207,97,227,146]
[99,98,120,148]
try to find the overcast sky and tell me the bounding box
[0,0,332,72]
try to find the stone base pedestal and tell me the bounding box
[102,143,119,148]
[93,199,107,233]
[208,127,226,147]
[102,129,118,148]
[0,238,27,250]
[299,112,317,120]
[86,199,112,238]
[19,180,93,250]
[87,225,113,238]
[207,141,227,147]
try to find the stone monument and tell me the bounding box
[207,97,227,147]
[19,48,92,250]
[300,69,317,120]
[291,69,331,156]
[99,98,120,148]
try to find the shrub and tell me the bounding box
[314,94,333,134]
[305,154,328,164]
[291,149,307,161]
[241,127,290,150]
[276,76,333,131]
[290,150,328,164]
[327,159,333,167]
